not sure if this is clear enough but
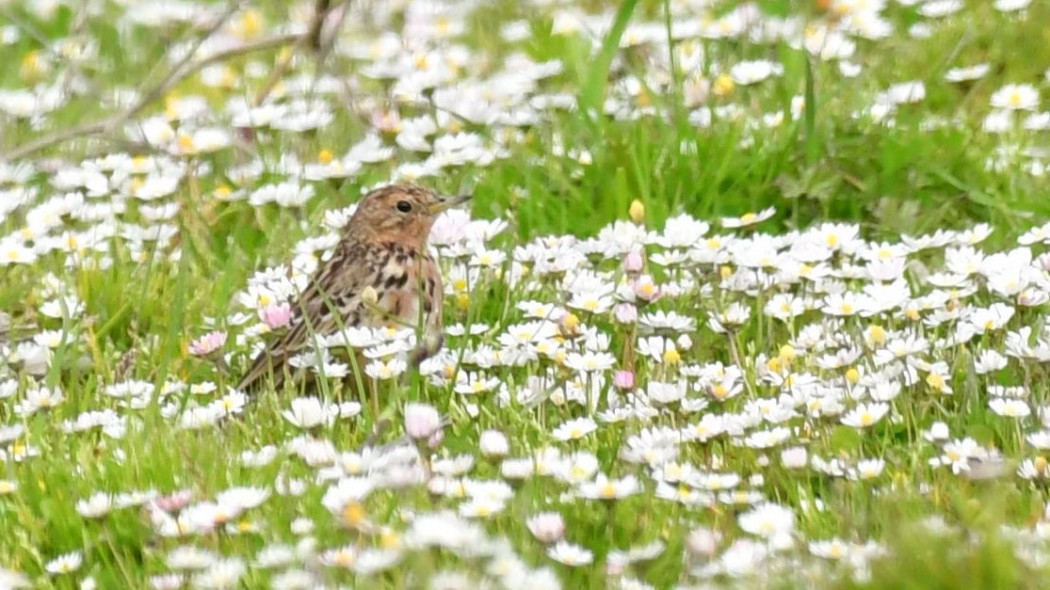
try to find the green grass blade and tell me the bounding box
[579,0,638,116]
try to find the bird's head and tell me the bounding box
[347,184,471,248]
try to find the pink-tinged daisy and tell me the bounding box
[189,331,227,356]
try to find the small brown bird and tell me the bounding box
[237,184,470,393]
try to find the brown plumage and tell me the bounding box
[237,184,470,393]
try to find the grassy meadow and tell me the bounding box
[1,0,1050,588]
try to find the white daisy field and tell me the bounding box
[1,0,1050,588]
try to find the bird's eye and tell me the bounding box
[396,200,412,213]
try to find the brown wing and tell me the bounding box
[237,243,372,393]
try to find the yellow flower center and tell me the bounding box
[845,368,860,384]
[342,502,367,526]
[177,134,196,153]
[868,325,886,345]
[713,73,735,96]
[926,373,946,391]
[334,550,356,567]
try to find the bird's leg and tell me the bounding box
[368,376,381,425]
[214,354,231,376]
[410,333,443,367]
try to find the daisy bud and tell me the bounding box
[259,302,292,329]
[290,517,315,535]
[613,370,635,390]
[781,446,808,469]
[606,553,628,576]
[686,527,721,557]
[924,421,950,442]
[296,536,318,559]
[629,199,645,224]
[622,247,644,273]
[479,430,509,457]
[526,512,565,543]
[683,75,710,107]
[404,403,441,440]
[361,286,378,305]
[614,303,637,324]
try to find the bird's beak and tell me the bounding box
[429,194,472,214]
